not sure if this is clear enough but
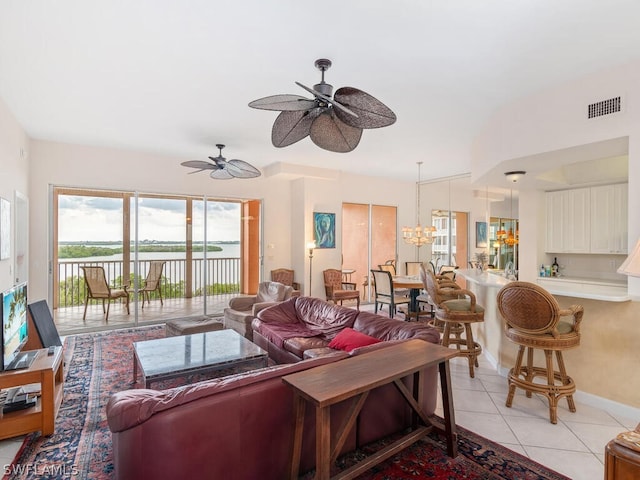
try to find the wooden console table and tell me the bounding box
[0,347,64,440]
[283,339,458,480]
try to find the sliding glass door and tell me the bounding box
[53,187,260,333]
[342,203,397,301]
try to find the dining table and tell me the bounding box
[392,275,424,315]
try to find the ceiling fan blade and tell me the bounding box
[333,87,397,128]
[226,159,261,178]
[248,94,317,111]
[309,110,362,153]
[271,108,320,147]
[181,160,218,173]
[295,82,358,118]
[209,168,234,180]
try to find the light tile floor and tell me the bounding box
[435,354,637,480]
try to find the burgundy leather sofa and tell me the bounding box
[252,296,441,364]
[106,298,442,479]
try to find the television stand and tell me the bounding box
[4,350,38,371]
[0,346,64,440]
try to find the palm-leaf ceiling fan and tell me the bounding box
[180,144,261,179]
[249,58,396,153]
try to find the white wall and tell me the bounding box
[473,59,640,294]
[25,139,494,303]
[0,97,29,293]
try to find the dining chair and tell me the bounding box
[323,269,360,309]
[140,260,166,308]
[81,266,130,321]
[405,261,422,276]
[378,263,396,275]
[497,281,582,424]
[370,269,410,318]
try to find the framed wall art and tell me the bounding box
[475,221,487,248]
[313,212,335,249]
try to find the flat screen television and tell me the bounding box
[1,282,34,371]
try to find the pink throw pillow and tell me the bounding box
[328,328,381,352]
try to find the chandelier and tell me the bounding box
[504,188,519,246]
[402,162,436,247]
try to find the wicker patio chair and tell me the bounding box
[140,260,165,308]
[81,266,130,321]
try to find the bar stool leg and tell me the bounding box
[556,350,576,412]
[506,346,525,408]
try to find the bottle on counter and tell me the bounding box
[540,264,545,277]
[551,257,559,277]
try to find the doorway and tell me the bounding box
[342,203,397,301]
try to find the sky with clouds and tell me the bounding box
[58,195,240,242]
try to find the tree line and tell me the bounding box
[59,244,223,258]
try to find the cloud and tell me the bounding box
[58,194,241,242]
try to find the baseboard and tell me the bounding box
[480,349,640,423]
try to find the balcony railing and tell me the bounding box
[57,257,241,308]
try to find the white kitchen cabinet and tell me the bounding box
[545,187,590,253]
[545,190,565,253]
[546,184,628,254]
[590,183,628,254]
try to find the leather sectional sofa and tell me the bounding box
[106,297,442,479]
[252,296,440,364]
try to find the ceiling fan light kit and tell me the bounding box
[249,58,397,152]
[180,144,261,179]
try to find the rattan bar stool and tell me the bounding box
[423,266,484,377]
[497,281,583,424]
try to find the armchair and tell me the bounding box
[323,269,360,310]
[270,268,301,296]
[223,282,294,341]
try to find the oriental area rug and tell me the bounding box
[4,326,569,480]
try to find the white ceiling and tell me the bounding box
[1,1,639,183]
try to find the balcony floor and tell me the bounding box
[54,294,237,336]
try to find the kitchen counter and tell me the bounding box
[536,276,629,302]
[456,268,512,287]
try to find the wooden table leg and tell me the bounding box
[316,405,331,480]
[439,360,458,457]
[40,368,55,435]
[289,395,306,480]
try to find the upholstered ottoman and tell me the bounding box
[165,315,225,337]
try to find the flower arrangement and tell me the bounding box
[474,251,488,268]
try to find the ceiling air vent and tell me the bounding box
[588,96,621,119]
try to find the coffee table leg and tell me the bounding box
[439,360,458,457]
[133,351,138,385]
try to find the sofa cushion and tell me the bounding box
[293,297,359,338]
[255,321,321,348]
[283,336,330,358]
[256,282,290,303]
[353,311,441,344]
[328,327,382,352]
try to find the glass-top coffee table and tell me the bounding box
[133,328,268,388]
